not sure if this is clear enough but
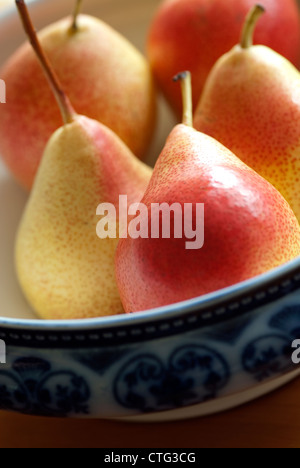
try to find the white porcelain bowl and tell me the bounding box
[0,0,299,422]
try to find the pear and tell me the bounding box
[0,0,156,190]
[147,0,300,117]
[194,5,300,221]
[115,72,300,313]
[15,0,152,320]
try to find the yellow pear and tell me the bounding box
[15,0,152,320]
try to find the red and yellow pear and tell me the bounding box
[195,5,300,221]
[0,0,156,190]
[147,0,300,117]
[115,72,300,313]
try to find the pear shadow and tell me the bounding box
[145,94,177,168]
[0,173,37,320]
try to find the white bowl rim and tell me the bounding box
[0,255,299,330]
[0,0,299,331]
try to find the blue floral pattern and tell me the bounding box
[269,305,300,338]
[114,345,230,412]
[1,292,300,418]
[0,357,90,416]
[242,334,292,382]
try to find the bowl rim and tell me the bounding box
[0,0,299,332]
[0,256,299,331]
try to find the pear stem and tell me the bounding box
[240,4,265,49]
[16,0,76,125]
[173,71,193,127]
[71,0,83,32]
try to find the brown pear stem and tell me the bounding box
[71,0,83,32]
[173,71,193,127]
[16,0,76,125]
[240,4,265,49]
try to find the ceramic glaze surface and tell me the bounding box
[0,0,299,421]
[0,274,299,418]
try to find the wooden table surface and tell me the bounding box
[1,376,300,448]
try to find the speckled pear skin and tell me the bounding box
[0,15,157,190]
[194,45,300,221]
[147,0,300,117]
[115,125,300,313]
[16,115,152,320]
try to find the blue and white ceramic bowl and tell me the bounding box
[0,0,299,421]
